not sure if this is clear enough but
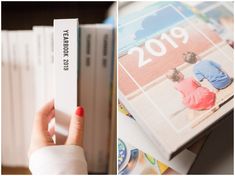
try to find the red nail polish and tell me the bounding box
[75,106,84,117]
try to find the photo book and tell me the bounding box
[118,2,234,160]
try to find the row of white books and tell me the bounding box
[2,30,38,167]
[1,19,114,173]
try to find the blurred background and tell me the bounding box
[2,2,114,29]
[1,1,117,174]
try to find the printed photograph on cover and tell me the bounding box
[118,1,234,158]
[189,1,234,47]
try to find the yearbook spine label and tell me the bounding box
[54,19,79,144]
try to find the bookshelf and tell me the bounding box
[2,2,113,29]
[1,1,116,175]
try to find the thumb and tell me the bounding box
[65,106,84,146]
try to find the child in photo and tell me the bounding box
[166,68,216,111]
[183,52,232,90]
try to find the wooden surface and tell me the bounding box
[189,113,233,174]
[1,166,31,175]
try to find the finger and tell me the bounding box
[47,109,55,123]
[29,101,55,157]
[48,118,55,136]
[65,106,84,146]
[48,126,55,137]
[37,99,54,118]
[35,100,55,131]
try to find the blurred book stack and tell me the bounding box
[1,18,115,174]
[118,1,233,174]
[118,102,208,175]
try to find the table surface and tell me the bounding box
[189,111,234,174]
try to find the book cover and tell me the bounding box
[186,2,234,45]
[118,2,234,159]
[54,19,79,144]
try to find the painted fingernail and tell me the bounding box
[75,106,84,117]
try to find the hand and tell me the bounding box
[28,99,84,158]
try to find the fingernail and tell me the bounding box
[75,106,84,117]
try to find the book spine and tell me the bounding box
[17,31,35,166]
[93,25,113,172]
[24,30,36,166]
[33,27,46,110]
[1,31,14,166]
[54,19,79,144]
[79,25,97,171]
[15,31,26,166]
[44,27,54,101]
[108,28,117,174]
[8,31,23,166]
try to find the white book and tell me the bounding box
[33,26,46,111]
[24,30,36,166]
[79,25,97,171]
[93,24,113,172]
[44,26,54,101]
[1,30,7,165]
[1,31,14,166]
[8,31,23,166]
[54,19,79,144]
[16,31,35,166]
[15,31,27,166]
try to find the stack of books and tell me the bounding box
[2,29,41,167]
[1,19,114,173]
[118,1,233,174]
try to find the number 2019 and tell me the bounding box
[128,27,189,68]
